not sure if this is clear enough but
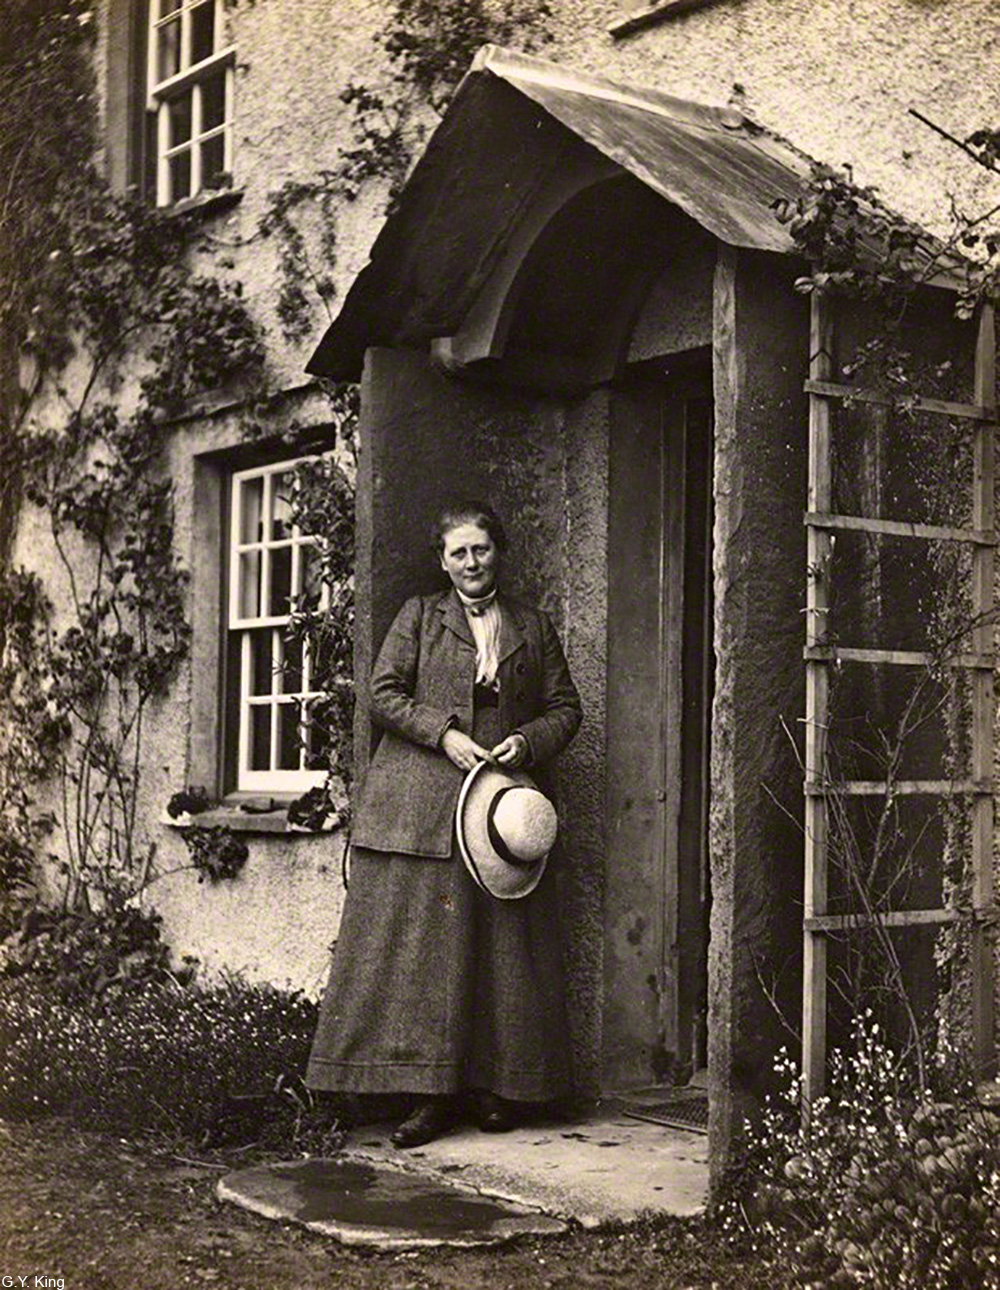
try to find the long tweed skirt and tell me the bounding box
[305,712,573,1101]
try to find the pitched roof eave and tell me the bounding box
[307,46,947,381]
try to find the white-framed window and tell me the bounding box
[147,0,235,206]
[228,460,329,793]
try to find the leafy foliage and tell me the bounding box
[0,0,98,396]
[283,451,357,794]
[0,896,182,1002]
[166,787,213,820]
[0,2,270,912]
[178,826,249,885]
[0,569,64,935]
[773,164,932,305]
[720,1022,1000,1288]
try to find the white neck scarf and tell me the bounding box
[456,588,502,687]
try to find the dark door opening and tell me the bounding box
[604,349,714,1093]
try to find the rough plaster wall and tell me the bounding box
[147,834,345,995]
[212,0,408,389]
[627,216,714,361]
[11,387,351,996]
[545,0,1000,237]
[358,349,607,1091]
[560,390,611,1094]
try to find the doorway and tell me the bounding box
[604,348,714,1093]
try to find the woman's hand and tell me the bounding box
[491,733,528,768]
[441,728,494,771]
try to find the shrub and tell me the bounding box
[0,905,324,1145]
[720,1017,1000,1288]
[0,896,180,1000]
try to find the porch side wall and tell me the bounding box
[709,246,809,1181]
[356,347,608,1092]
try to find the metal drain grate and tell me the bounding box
[619,1089,709,1134]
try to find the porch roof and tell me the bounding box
[307,46,816,381]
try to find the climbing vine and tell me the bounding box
[0,0,270,911]
[255,0,553,348]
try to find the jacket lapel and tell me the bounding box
[497,594,526,665]
[438,589,475,647]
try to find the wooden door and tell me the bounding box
[604,356,713,1088]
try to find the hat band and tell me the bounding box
[486,786,540,867]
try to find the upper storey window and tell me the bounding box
[147,0,235,205]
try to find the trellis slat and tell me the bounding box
[802,291,834,1107]
[804,511,995,545]
[804,378,998,423]
[804,909,961,931]
[803,646,994,668]
[805,779,992,796]
[971,301,997,1081]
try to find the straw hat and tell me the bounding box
[455,761,558,900]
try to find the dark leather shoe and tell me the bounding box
[390,1098,455,1149]
[475,1092,518,1133]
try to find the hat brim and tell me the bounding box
[456,761,551,900]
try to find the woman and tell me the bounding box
[305,500,582,1148]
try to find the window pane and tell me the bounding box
[250,705,271,771]
[278,703,302,771]
[169,93,192,147]
[157,18,181,82]
[159,0,182,16]
[271,472,294,541]
[191,1,216,64]
[169,150,191,202]
[239,476,263,544]
[281,633,303,694]
[201,134,226,189]
[238,550,261,619]
[201,70,226,131]
[249,630,273,696]
[269,546,292,617]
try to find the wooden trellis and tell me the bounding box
[802,292,998,1104]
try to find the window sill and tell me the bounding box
[609,0,720,39]
[162,187,244,222]
[161,800,346,836]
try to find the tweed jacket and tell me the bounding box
[351,588,583,858]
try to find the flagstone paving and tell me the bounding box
[217,1157,567,1248]
[218,1110,709,1248]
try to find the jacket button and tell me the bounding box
[515,661,525,674]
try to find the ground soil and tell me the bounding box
[0,1117,783,1290]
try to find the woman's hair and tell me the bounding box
[431,499,508,555]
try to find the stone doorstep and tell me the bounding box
[341,1111,709,1228]
[217,1111,709,1249]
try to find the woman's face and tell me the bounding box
[439,522,499,598]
